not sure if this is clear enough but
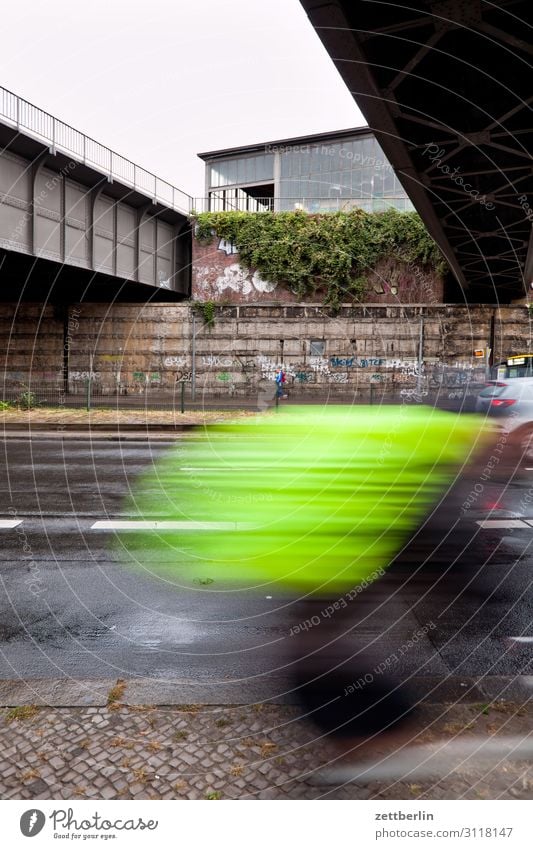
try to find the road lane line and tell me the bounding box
[476,520,528,529]
[0,519,22,529]
[90,520,251,531]
[507,637,533,644]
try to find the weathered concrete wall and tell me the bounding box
[0,302,530,401]
[191,235,444,305]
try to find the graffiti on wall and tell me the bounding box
[70,370,100,381]
[202,355,234,367]
[218,238,239,256]
[214,263,277,296]
[164,356,187,368]
[309,356,330,374]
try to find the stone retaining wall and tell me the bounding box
[0,302,529,401]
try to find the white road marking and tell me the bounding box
[507,637,533,644]
[308,736,533,784]
[91,520,250,531]
[0,519,22,529]
[476,520,528,529]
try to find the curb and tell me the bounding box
[0,676,530,708]
[1,424,199,440]
[2,423,199,432]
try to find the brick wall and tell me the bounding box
[191,236,444,305]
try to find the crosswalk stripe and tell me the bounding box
[476,519,528,529]
[0,519,22,529]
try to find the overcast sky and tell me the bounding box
[0,0,363,199]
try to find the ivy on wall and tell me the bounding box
[193,209,448,307]
[193,300,216,328]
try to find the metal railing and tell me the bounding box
[193,195,415,214]
[0,378,483,413]
[0,85,193,215]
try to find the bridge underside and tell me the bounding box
[0,250,186,303]
[301,0,533,302]
[0,122,191,302]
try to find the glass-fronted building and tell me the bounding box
[197,127,414,214]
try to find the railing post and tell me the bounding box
[180,379,185,414]
[86,375,92,412]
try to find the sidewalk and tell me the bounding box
[0,408,257,439]
[1,684,532,800]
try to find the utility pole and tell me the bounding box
[191,313,196,402]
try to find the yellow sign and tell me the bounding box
[474,349,485,358]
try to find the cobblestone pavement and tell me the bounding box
[1,699,532,800]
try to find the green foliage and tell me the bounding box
[17,388,38,410]
[193,208,447,303]
[0,400,12,411]
[193,300,216,328]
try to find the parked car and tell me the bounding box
[476,378,533,461]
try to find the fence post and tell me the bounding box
[180,380,185,414]
[86,375,92,412]
[370,383,374,405]
[191,313,196,402]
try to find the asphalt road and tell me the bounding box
[1,436,532,703]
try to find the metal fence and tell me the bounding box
[0,85,193,215]
[1,381,482,413]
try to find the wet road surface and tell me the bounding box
[0,436,532,702]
